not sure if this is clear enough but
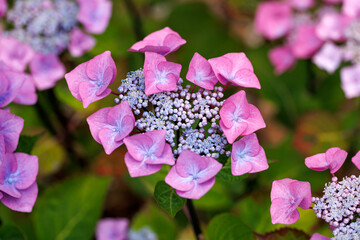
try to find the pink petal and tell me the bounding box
[96,218,129,240]
[0,109,24,153]
[305,153,328,171]
[98,128,123,155]
[68,28,96,57]
[342,0,360,18]
[288,0,314,11]
[79,81,111,108]
[269,45,296,75]
[310,233,331,240]
[312,42,342,74]
[124,134,154,161]
[176,178,215,199]
[0,71,26,108]
[351,150,360,170]
[340,64,360,98]
[87,107,111,144]
[270,198,300,224]
[165,166,195,192]
[0,37,34,72]
[13,153,39,190]
[77,0,112,34]
[1,183,38,213]
[13,74,37,105]
[65,62,89,101]
[325,147,347,174]
[0,0,7,18]
[124,152,163,177]
[86,51,116,86]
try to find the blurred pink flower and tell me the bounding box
[270,178,312,224]
[255,1,292,40]
[208,53,260,88]
[290,24,324,59]
[323,0,342,3]
[0,109,24,153]
[0,0,7,18]
[13,75,37,105]
[68,28,96,57]
[0,37,34,72]
[231,133,268,176]
[186,52,218,90]
[342,0,360,18]
[340,64,360,98]
[87,101,135,155]
[305,147,347,174]
[288,0,314,11]
[310,233,331,240]
[316,11,350,41]
[124,130,175,177]
[312,42,342,73]
[165,149,222,199]
[129,27,186,56]
[144,52,181,95]
[351,150,360,170]
[0,70,27,108]
[77,0,112,34]
[96,218,129,240]
[219,90,265,144]
[65,51,116,108]
[268,45,296,75]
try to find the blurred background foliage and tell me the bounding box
[4,0,360,239]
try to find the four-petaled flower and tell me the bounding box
[165,149,222,199]
[208,53,260,88]
[231,133,268,176]
[124,130,175,177]
[87,101,135,155]
[65,51,117,108]
[186,52,218,90]
[0,109,24,153]
[144,52,181,95]
[219,90,265,144]
[270,178,312,224]
[305,147,347,174]
[129,27,186,56]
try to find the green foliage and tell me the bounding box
[15,134,42,154]
[0,225,26,240]
[154,181,186,217]
[207,213,255,240]
[216,158,249,183]
[261,228,309,240]
[33,175,110,240]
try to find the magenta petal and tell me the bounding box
[96,218,129,240]
[325,147,347,174]
[0,37,34,72]
[1,183,38,213]
[241,104,266,135]
[13,153,38,190]
[176,178,215,200]
[79,81,111,108]
[98,128,123,155]
[87,107,111,144]
[77,0,112,34]
[290,24,324,59]
[175,150,207,178]
[13,75,37,105]
[219,101,236,128]
[146,144,175,165]
[124,152,162,177]
[269,45,296,75]
[69,28,96,57]
[124,134,154,161]
[0,109,24,153]
[305,153,328,171]
[106,101,134,126]
[165,166,194,192]
[65,62,89,101]
[196,157,222,184]
[270,198,300,224]
[0,71,26,108]
[86,51,116,85]
[0,0,7,18]
[352,150,360,170]
[310,233,331,240]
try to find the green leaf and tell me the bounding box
[0,225,26,240]
[33,175,111,240]
[15,134,42,154]
[216,159,249,183]
[154,181,186,217]
[207,213,255,240]
[262,228,310,240]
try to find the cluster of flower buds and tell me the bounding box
[65,27,269,199]
[0,0,112,93]
[270,146,360,239]
[255,0,360,98]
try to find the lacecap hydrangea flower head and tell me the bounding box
[270,147,360,239]
[0,0,112,94]
[254,0,360,99]
[65,27,269,199]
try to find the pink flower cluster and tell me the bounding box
[65,27,269,199]
[255,0,360,98]
[270,146,360,239]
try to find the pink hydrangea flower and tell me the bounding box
[0,69,27,108]
[0,37,34,72]
[87,101,135,155]
[288,0,314,11]
[13,75,37,105]
[186,52,218,90]
[255,2,292,40]
[351,150,360,170]
[0,151,38,212]
[165,149,222,199]
[270,178,312,224]
[305,147,347,174]
[268,45,296,75]
[289,24,324,59]
[312,42,342,73]
[129,27,186,56]
[77,0,112,34]
[143,52,181,95]
[340,64,360,98]
[0,109,24,153]
[30,53,65,90]
[124,130,175,177]
[323,0,342,3]
[0,0,7,18]
[231,133,268,176]
[68,28,96,57]
[342,0,360,18]
[96,218,129,240]
[316,11,350,41]
[219,90,265,144]
[310,233,331,240]
[65,51,117,108]
[208,53,260,88]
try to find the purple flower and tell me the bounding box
[219,90,265,144]
[13,75,37,105]
[208,53,260,88]
[0,37,34,72]
[165,149,222,199]
[305,147,347,174]
[231,133,268,176]
[268,45,296,75]
[186,52,218,90]
[0,69,28,108]
[0,0,7,18]
[129,27,186,56]
[340,64,360,98]
[96,218,129,240]
[255,2,292,40]
[124,130,175,177]
[77,0,112,34]
[144,52,181,95]
[30,53,65,90]
[0,151,38,213]
[312,42,342,74]
[87,101,135,155]
[0,109,24,153]
[270,178,312,224]
[310,233,331,240]
[65,51,117,108]
[68,28,96,57]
